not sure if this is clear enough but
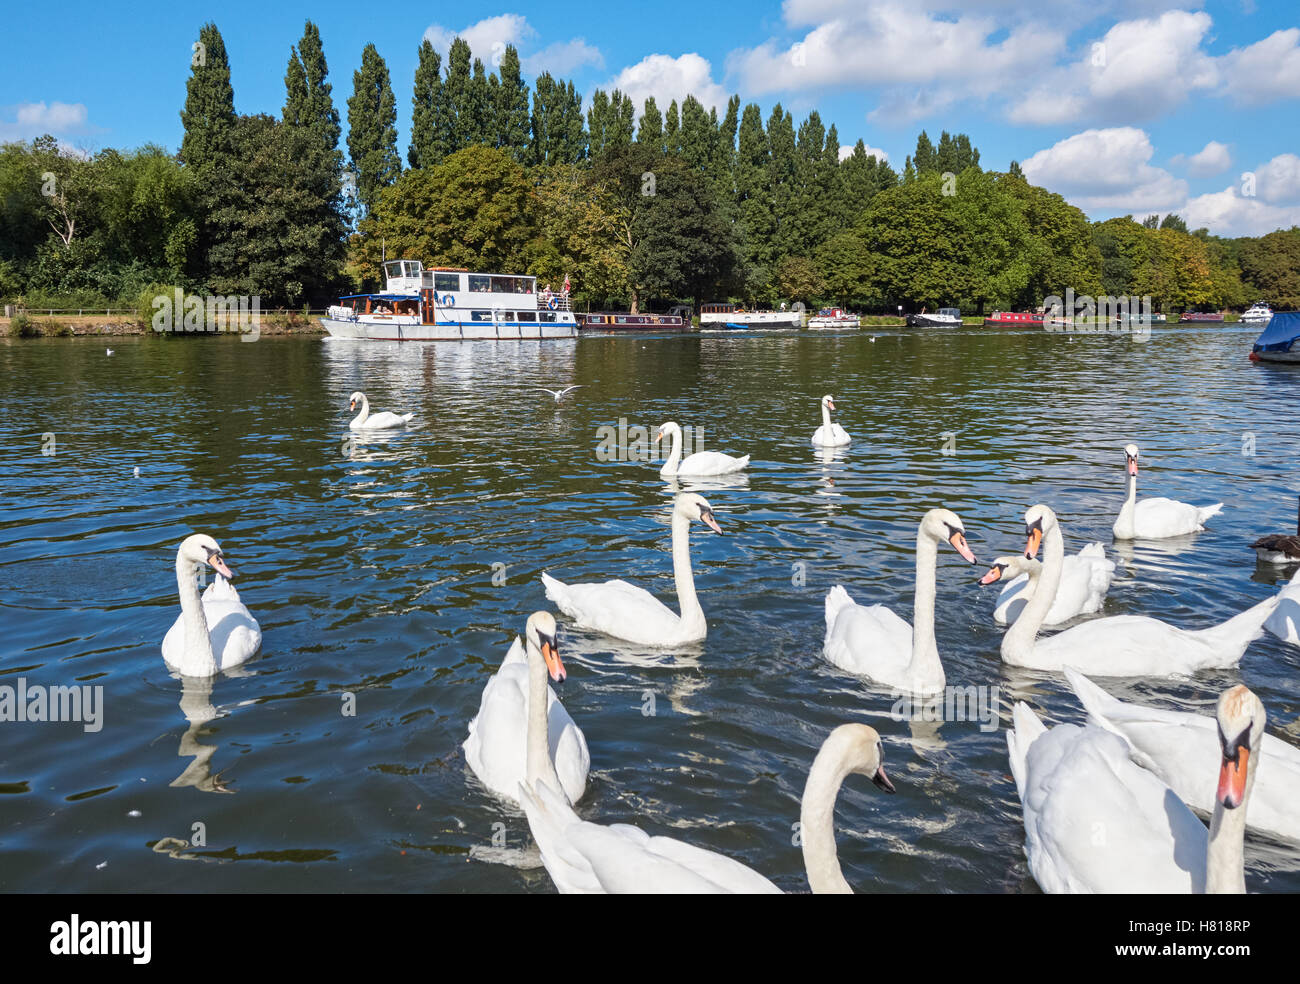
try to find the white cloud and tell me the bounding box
[522,39,604,76]
[1253,153,1300,206]
[1021,127,1187,211]
[1182,188,1300,238]
[422,15,602,76]
[606,53,729,114]
[0,101,89,141]
[1008,11,1218,125]
[1219,28,1300,105]
[1171,140,1231,178]
[839,143,889,162]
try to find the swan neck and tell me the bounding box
[353,395,369,427]
[821,403,833,431]
[908,527,942,688]
[1206,764,1253,894]
[1003,521,1064,663]
[176,553,216,676]
[662,427,683,474]
[524,637,559,791]
[671,511,704,634]
[800,737,857,894]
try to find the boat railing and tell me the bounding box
[537,292,572,312]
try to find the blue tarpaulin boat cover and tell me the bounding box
[1253,312,1300,352]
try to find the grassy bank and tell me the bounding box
[2,311,328,338]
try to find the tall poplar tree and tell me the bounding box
[179,22,235,170]
[346,43,400,214]
[409,40,445,168]
[495,45,531,161]
[637,97,663,152]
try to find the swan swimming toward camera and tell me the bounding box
[999,505,1276,675]
[463,611,589,807]
[656,421,749,478]
[519,723,895,893]
[823,509,977,694]
[348,391,413,430]
[542,493,723,646]
[1113,444,1222,539]
[1007,685,1265,893]
[980,543,1114,626]
[161,534,261,677]
[811,395,850,447]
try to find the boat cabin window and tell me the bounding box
[434,273,460,291]
[402,261,421,278]
[384,262,403,281]
[518,312,536,322]
[539,312,557,323]
[470,310,492,321]
[469,275,492,292]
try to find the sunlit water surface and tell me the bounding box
[2,326,1299,892]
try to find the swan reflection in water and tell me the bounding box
[170,673,246,794]
[662,473,751,496]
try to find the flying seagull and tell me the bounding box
[537,385,583,403]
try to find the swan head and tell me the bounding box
[655,421,681,443]
[1123,443,1139,476]
[348,391,366,412]
[821,394,836,411]
[525,611,564,683]
[1022,504,1059,559]
[1216,686,1265,810]
[675,492,723,534]
[830,724,895,793]
[978,554,1039,585]
[921,508,976,563]
[178,534,233,579]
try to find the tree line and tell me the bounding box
[0,19,1296,315]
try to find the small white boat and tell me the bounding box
[699,303,802,330]
[807,307,861,330]
[1242,301,1274,324]
[906,307,962,328]
[321,260,578,341]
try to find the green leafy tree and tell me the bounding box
[495,45,531,161]
[408,40,446,168]
[637,97,663,152]
[179,22,235,170]
[346,43,401,215]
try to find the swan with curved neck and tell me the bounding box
[541,493,723,646]
[348,391,414,430]
[518,723,894,893]
[1065,668,1300,843]
[161,534,261,677]
[811,395,850,447]
[1007,685,1265,893]
[979,542,1113,627]
[1001,505,1277,675]
[823,508,977,694]
[464,611,589,805]
[655,421,749,478]
[1113,443,1222,539]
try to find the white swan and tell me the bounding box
[1263,568,1300,644]
[161,534,261,677]
[1113,444,1222,539]
[518,723,895,893]
[1066,668,1300,842]
[1000,504,1277,675]
[348,391,413,430]
[542,493,722,646]
[980,542,1114,626]
[463,611,589,806]
[1007,686,1265,893]
[656,421,749,478]
[822,509,977,694]
[811,395,850,447]
[1250,497,1300,564]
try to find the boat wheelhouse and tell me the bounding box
[699,303,802,330]
[807,307,861,330]
[321,260,578,341]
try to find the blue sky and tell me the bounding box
[3,0,1298,236]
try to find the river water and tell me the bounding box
[2,325,1298,892]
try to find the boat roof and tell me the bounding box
[1254,311,1298,349]
[340,293,417,301]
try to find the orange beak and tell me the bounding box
[978,564,1003,585]
[541,639,565,683]
[1024,527,1043,559]
[827,400,836,411]
[1126,456,1138,476]
[701,509,723,535]
[949,532,976,563]
[349,400,356,411]
[208,554,233,579]
[1217,746,1249,809]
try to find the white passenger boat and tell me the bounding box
[806,307,861,330]
[1242,301,1274,324]
[698,303,802,330]
[321,260,578,341]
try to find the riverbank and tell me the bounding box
[1,313,327,338]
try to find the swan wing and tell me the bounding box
[994,574,1031,625]
[1023,615,1220,676]
[674,451,750,476]
[1133,497,1215,538]
[542,572,684,645]
[823,588,915,686]
[463,662,530,803]
[546,688,590,804]
[1010,703,1206,894]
